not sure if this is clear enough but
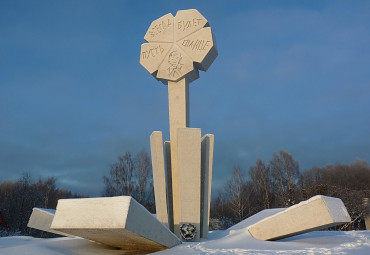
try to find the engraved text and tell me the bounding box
[181,39,211,51]
[148,19,172,38]
[177,18,203,32]
[141,45,165,59]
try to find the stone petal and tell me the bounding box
[174,9,208,42]
[144,13,174,43]
[178,27,218,71]
[140,42,172,74]
[156,44,195,82]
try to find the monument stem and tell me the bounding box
[167,77,189,235]
[168,78,189,131]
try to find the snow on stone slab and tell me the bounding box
[27,208,75,237]
[50,196,181,252]
[228,208,285,231]
[247,195,351,241]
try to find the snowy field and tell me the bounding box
[1,230,369,255]
[1,209,369,255]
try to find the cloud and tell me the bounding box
[1,1,369,197]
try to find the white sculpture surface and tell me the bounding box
[141,9,217,241]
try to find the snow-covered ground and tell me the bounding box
[1,209,369,255]
[157,231,370,255]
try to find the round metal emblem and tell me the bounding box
[179,223,197,241]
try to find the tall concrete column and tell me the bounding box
[177,128,201,241]
[164,141,174,232]
[167,78,189,236]
[200,134,214,238]
[150,131,169,227]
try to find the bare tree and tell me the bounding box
[269,150,300,207]
[103,151,134,196]
[249,159,272,209]
[210,189,234,225]
[225,165,251,222]
[134,150,154,207]
[102,150,155,212]
[35,177,56,209]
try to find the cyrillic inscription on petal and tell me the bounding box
[178,27,217,71]
[174,9,208,41]
[144,13,174,43]
[140,43,172,74]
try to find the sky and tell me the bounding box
[1,0,369,197]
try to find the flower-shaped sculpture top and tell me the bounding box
[140,9,218,84]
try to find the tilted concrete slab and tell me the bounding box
[50,196,181,252]
[247,195,351,241]
[27,208,74,237]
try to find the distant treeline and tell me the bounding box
[102,149,370,231]
[0,174,86,237]
[210,150,370,230]
[0,149,369,237]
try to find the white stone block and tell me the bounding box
[177,128,201,241]
[247,195,351,241]
[27,208,73,237]
[150,131,169,228]
[200,134,214,238]
[167,78,189,237]
[50,196,181,252]
[165,140,174,232]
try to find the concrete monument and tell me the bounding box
[140,9,217,241]
[26,9,353,253]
